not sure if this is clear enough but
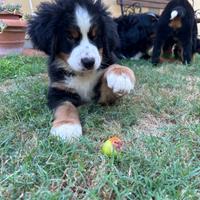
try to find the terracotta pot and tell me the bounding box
[0,12,27,56]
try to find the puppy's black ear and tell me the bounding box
[28,2,56,55]
[102,15,120,66]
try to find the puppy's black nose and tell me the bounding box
[81,58,95,69]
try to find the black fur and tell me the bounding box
[152,0,198,65]
[47,88,82,109]
[114,12,159,59]
[163,37,200,60]
[28,0,119,110]
[196,38,200,54]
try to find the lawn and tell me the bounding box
[0,55,200,199]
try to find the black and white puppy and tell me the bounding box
[152,0,198,65]
[114,12,159,60]
[28,0,136,142]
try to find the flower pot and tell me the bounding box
[0,12,27,56]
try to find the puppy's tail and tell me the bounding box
[170,6,186,20]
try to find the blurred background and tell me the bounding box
[4,0,200,33]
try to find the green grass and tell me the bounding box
[0,55,200,199]
[0,56,46,82]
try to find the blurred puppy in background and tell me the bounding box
[152,0,198,65]
[114,12,159,60]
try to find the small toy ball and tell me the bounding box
[101,136,123,157]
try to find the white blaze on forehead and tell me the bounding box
[170,10,178,20]
[75,6,91,36]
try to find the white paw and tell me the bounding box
[107,72,134,95]
[50,123,82,142]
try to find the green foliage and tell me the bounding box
[0,2,22,14]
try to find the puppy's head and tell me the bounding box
[142,12,159,37]
[28,0,119,72]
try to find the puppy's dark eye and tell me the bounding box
[67,29,80,41]
[88,26,98,40]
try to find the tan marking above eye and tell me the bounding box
[89,26,98,38]
[99,48,103,57]
[92,26,97,37]
[68,29,80,40]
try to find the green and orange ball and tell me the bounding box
[101,136,123,157]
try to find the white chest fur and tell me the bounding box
[65,70,103,102]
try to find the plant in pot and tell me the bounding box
[0,2,27,56]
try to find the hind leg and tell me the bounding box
[152,27,169,65]
[179,31,193,64]
[181,39,192,64]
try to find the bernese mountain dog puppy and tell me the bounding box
[28,0,136,142]
[114,12,159,60]
[152,0,198,65]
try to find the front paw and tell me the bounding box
[50,123,82,142]
[182,60,191,65]
[106,65,135,96]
